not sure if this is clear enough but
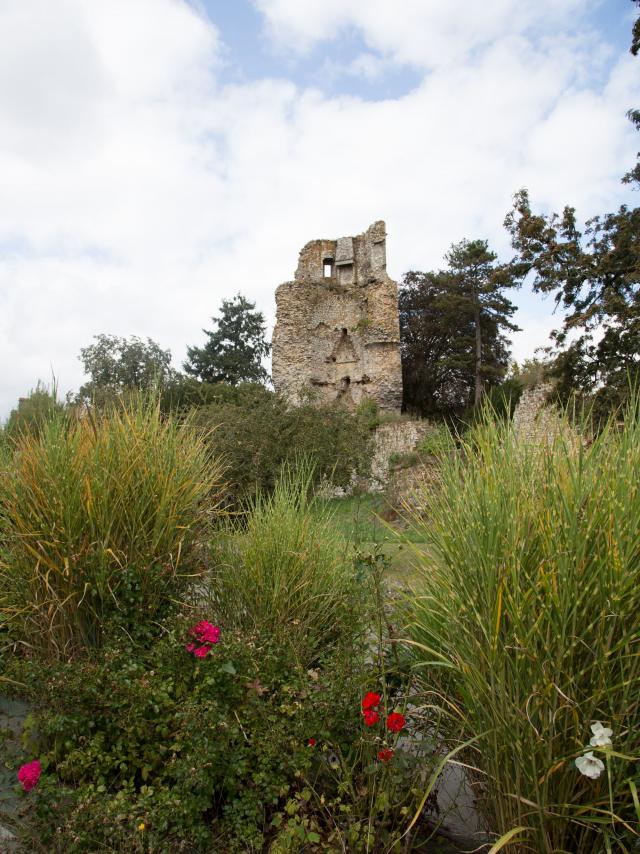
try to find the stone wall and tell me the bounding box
[272,221,403,412]
[512,383,557,442]
[370,420,429,486]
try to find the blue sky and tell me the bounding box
[0,0,637,417]
[197,0,424,100]
[202,0,633,100]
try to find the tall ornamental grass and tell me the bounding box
[208,468,365,667]
[406,404,640,852]
[0,398,223,658]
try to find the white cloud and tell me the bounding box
[0,0,638,416]
[251,0,587,67]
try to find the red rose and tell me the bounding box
[18,760,41,792]
[363,709,379,727]
[361,691,381,711]
[386,712,406,733]
[377,748,394,762]
[307,738,316,747]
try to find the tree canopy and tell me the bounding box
[399,239,519,417]
[78,334,175,401]
[4,381,64,439]
[183,294,270,386]
[504,4,640,413]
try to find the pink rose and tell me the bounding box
[18,760,41,792]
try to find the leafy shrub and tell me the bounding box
[463,378,524,426]
[388,451,420,470]
[3,381,65,441]
[406,404,640,852]
[355,396,380,430]
[6,550,439,853]
[6,624,362,852]
[208,468,366,667]
[192,384,373,505]
[0,397,223,658]
[416,423,456,457]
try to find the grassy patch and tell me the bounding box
[317,494,428,587]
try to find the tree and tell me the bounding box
[505,194,640,409]
[4,381,65,439]
[505,19,639,406]
[624,0,640,185]
[400,270,476,416]
[446,239,520,405]
[399,240,520,417]
[78,334,175,400]
[183,294,270,386]
[509,357,552,389]
[504,3,640,415]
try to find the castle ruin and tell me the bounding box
[271,221,402,412]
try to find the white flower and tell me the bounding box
[589,722,613,748]
[576,751,605,780]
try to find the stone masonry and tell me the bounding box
[272,221,403,411]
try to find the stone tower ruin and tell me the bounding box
[271,221,402,412]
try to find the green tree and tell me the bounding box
[504,3,640,415]
[399,240,520,417]
[509,357,552,389]
[505,193,640,410]
[78,334,175,401]
[624,0,640,185]
[184,294,270,386]
[447,239,520,405]
[4,381,65,439]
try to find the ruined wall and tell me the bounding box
[513,383,557,443]
[369,421,429,486]
[271,221,403,412]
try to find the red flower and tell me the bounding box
[307,738,316,747]
[186,620,221,657]
[377,748,394,763]
[363,709,379,727]
[193,645,210,658]
[190,621,221,644]
[18,760,41,792]
[386,712,406,733]
[361,691,381,711]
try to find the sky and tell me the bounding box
[0,0,638,418]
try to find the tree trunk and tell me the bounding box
[474,303,483,406]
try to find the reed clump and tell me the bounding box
[0,397,223,658]
[406,401,640,852]
[208,467,365,667]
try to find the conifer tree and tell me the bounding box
[399,239,520,416]
[184,294,270,386]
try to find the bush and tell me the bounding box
[6,624,362,852]
[0,397,223,658]
[416,423,456,457]
[3,381,65,441]
[355,396,380,430]
[5,551,438,853]
[207,468,366,668]
[406,403,640,851]
[8,554,440,854]
[192,385,373,505]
